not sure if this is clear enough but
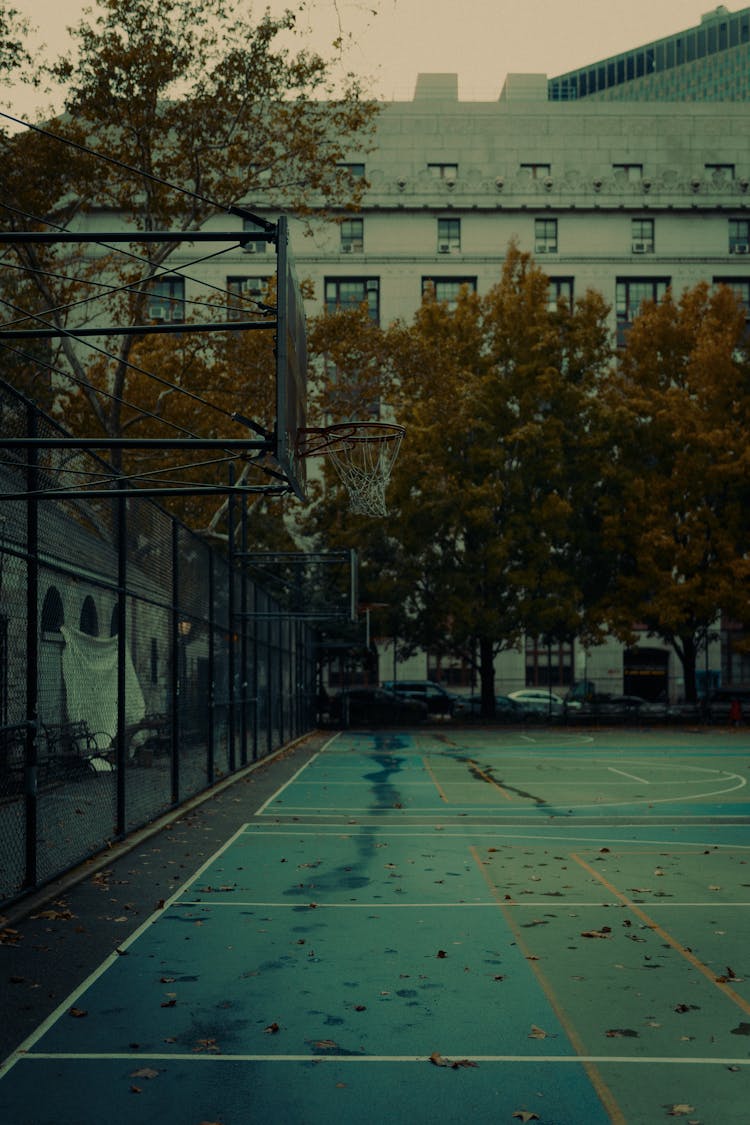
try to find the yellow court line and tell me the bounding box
[469,845,626,1125]
[466,758,514,800]
[571,853,750,1017]
[421,756,449,802]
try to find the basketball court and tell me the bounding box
[1,726,749,1124]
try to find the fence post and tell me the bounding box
[207,550,215,783]
[227,466,236,772]
[239,496,248,767]
[23,403,39,890]
[170,522,180,805]
[115,487,127,836]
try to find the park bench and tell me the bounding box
[1,719,112,796]
[124,714,171,764]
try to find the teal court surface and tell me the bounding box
[1,727,750,1124]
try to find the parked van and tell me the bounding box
[381,680,466,717]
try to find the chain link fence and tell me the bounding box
[0,382,316,908]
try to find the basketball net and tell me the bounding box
[296,422,405,517]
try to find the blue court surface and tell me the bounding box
[2,727,750,1124]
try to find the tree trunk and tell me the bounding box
[678,635,698,704]
[479,636,496,718]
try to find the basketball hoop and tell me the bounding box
[296,422,405,516]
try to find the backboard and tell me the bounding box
[239,548,358,622]
[275,215,308,500]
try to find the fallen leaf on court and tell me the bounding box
[667,1106,694,1117]
[264,1022,280,1034]
[716,966,742,982]
[0,928,22,945]
[674,1004,699,1013]
[436,950,447,958]
[193,1038,220,1053]
[708,885,721,891]
[69,1007,88,1018]
[130,1067,160,1079]
[429,1051,449,1066]
[605,1028,639,1038]
[161,996,177,1008]
[31,909,75,921]
[450,1058,478,1069]
[581,928,612,939]
[311,1039,338,1050]
[528,1025,548,1039]
[730,1022,750,1036]
[354,1005,366,1011]
[512,1113,540,1122]
[130,1085,142,1094]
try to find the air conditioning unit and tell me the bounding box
[242,243,258,254]
[438,243,451,253]
[147,302,170,321]
[352,242,364,252]
[341,244,353,253]
[632,241,649,253]
[535,244,557,254]
[732,242,749,254]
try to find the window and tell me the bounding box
[421,277,477,308]
[80,595,99,637]
[41,587,64,633]
[325,277,380,322]
[428,163,458,181]
[713,277,750,329]
[729,219,750,255]
[437,218,460,253]
[631,218,655,254]
[145,277,185,323]
[241,219,270,255]
[616,278,670,347]
[706,163,735,181]
[520,163,551,179]
[337,162,366,178]
[340,218,364,253]
[525,636,573,688]
[546,277,574,312]
[613,163,643,182]
[227,276,272,320]
[150,637,159,686]
[535,218,558,254]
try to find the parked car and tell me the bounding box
[507,689,566,715]
[704,688,750,723]
[465,694,527,721]
[381,680,466,716]
[575,694,672,721]
[329,687,429,725]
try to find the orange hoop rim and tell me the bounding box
[296,422,405,458]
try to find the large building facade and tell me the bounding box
[144,9,750,700]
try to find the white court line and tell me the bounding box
[174,899,750,909]
[254,732,341,815]
[237,827,750,849]
[16,1051,750,1066]
[0,822,253,1078]
[609,767,649,783]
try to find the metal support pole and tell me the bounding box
[227,465,236,772]
[23,403,39,890]
[115,489,127,836]
[170,523,180,805]
[240,496,249,767]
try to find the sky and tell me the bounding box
[5,0,726,118]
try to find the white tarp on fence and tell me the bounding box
[60,626,146,748]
